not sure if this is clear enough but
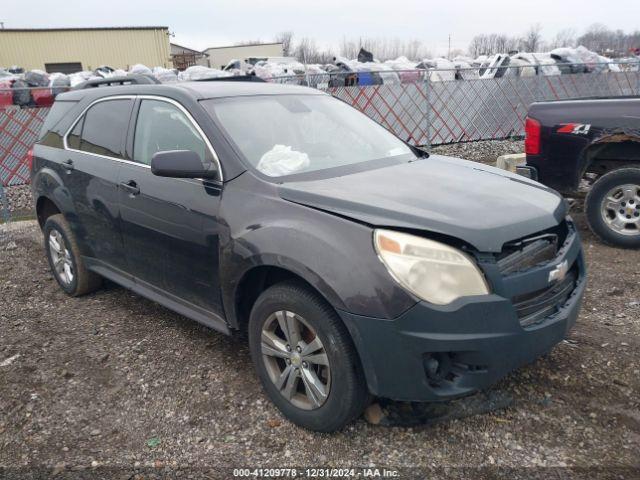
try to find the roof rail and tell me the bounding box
[73,74,160,90]
[194,75,265,83]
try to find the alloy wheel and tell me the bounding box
[600,184,640,236]
[260,310,331,410]
[49,229,74,285]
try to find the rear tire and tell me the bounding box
[248,281,368,432]
[44,214,102,296]
[585,167,640,248]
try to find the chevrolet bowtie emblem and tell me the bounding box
[548,260,569,283]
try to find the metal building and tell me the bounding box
[202,42,283,69]
[170,43,208,70]
[0,27,171,73]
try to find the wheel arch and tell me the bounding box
[227,261,347,332]
[35,195,62,230]
[32,165,77,230]
[582,136,640,179]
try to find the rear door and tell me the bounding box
[118,96,225,316]
[63,96,134,272]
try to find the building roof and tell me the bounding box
[0,26,169,32]
[170,43,202,54]
[203,42,283,52]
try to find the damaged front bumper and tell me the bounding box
[338,222,585,402]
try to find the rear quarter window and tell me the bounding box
[37,100,78,147]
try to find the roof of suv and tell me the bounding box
[58,81,325,102]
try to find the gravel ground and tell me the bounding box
[432,139,524,165]
[1,184,32,217]
[1,141,639,479]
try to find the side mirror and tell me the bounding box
[150,150,218,179]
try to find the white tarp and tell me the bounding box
[177,66,231,81]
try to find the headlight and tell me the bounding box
[374,229,490,305]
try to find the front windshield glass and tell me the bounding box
[202,94,416,177]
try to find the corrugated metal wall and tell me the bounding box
[0,28,171,71]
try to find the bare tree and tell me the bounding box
[549,28,576,49]
[520,24,544,52]
[468,33,520,57]
[576,23,640,55]
[449,48,466,59]
[338,37,431,61]
[293,37,334,64]
[275,31,294,57]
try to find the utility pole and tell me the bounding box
[448,34,451,60]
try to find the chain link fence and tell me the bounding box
[1,64,640,236]
[271,64,640,145]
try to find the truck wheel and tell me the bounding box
[585,167,640,248]
[44,214,103,296]
[248,281,368,432]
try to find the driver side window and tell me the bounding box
[133,99,214,171]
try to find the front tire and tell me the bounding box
[44,214,102,296]
[248,281,368,432]
[585,167,640,248]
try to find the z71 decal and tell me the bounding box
[557,123,591,135]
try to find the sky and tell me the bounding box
[1,0,639,56]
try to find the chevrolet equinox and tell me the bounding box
[31,82,586,432]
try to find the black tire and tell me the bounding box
[585,167,640,248]
[248,281,368,432]
[44,214,102,296]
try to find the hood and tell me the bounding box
[278,155,566,252]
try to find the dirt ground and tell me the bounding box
[1,158,639,479]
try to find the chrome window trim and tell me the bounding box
[62,95,136,163]
[62,94,223,181]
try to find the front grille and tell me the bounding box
[512,267,577,328]
[496,220,570,275]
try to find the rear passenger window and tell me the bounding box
[78,99,132,159]
[133,99,212,166]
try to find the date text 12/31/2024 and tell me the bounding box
[232,468,400,478]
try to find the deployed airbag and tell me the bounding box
[257,145,310,177]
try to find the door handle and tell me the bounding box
[62,159,74,172]
[120,180,140,196]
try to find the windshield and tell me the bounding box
[202,94,416,177]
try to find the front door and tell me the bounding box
[118,97,225,316]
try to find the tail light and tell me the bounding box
[27,148,34,171]
[525,117,541,155]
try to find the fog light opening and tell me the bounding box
[423,352,455,387]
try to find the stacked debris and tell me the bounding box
[0,45,637,109]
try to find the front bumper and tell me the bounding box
[338,223,586,402]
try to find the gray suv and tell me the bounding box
[31,81,586,431]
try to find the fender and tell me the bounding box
[221,253,348,330]
[217,175,418,329]
[579,130,640,181]
[32,164,76,223]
